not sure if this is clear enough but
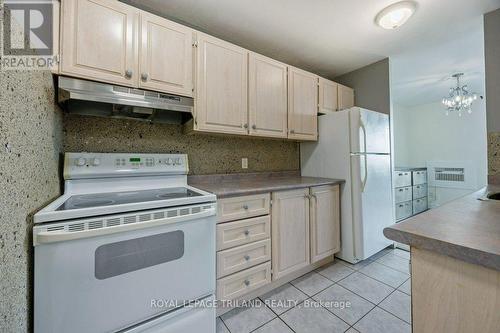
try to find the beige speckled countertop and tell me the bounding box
[384,185,500,271]
[188,171,344,198]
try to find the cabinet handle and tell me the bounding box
[243,123,248,129]
[290,129,295,134]
[141,73,148,81]
[398,189,403,192]
[244,279,250,286]
[252,124,257,130]
[244,255,250,261]
[242,205,249,210]
[243,230,250,236]
[125,69,133,78]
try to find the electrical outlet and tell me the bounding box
[241,158,248,169]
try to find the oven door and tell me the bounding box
[34,204,216,333]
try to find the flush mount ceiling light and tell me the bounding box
[442,73,478,116]
[375,1,417,29]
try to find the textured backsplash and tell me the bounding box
[0,70,63,332]
[63,114,300,175]
[488,132,500,183]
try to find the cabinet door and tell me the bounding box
[139,12,193,96]
[318,78,338,113]
[338,84,354,110]
[195,33,248,135]
[310,185,340,263]
[60,0,139,87]
[288,67,318,141]
[248,53,288,138]
[272,188,310,280]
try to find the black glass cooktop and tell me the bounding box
[57,187,203,211]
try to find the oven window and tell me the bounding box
[95,231,184,280]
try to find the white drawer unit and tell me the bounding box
[216,215,270,251]
[394,171,412,188]
[217,193,270,223]
[394,186,412,203]
[395,201,413,221]
[412,170,427,185]
[217,239,271,278]
[413,197,428,214]
[216,262,271,301]
[413,184,427,199]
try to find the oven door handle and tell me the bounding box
[34,207,216,246]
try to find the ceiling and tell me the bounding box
[124,0,500,105]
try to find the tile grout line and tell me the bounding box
[345,274,412,330]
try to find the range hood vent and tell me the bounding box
[57,76,194,124]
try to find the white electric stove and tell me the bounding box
[33,153,217,333]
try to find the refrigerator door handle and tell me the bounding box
[361,154,368,192]
[359,117,367,154]
[359,116,368,192]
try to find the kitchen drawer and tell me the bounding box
[216,262,271,301]
[394,171,412,188]
[412,170,427,185]
[413,184,427,199]
[395,201,412,221]
[216,215,270,251]
[394,186,412,203]
[413,197,428,214]
[217,193,270,223]
[217,239,271,278]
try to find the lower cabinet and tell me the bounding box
[271,188,311,280]
[215,185,340,303]
[310,185,340,263]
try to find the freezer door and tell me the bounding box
[350,154,394,260]
[349,108,390,154]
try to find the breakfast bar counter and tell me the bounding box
[384,185,500,271]
[384,185,500,333]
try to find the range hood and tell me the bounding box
[57,76,194,124]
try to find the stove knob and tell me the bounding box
[92,158,100,166]
[76,157,86,166]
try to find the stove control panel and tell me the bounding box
[64,153,189,179]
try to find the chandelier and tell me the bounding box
[441,73,478,116]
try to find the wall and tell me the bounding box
[0,71,63,331]
[484,8,500,182]
[334,58,392,115]
[63,115,300,174]
[393,101,488,206]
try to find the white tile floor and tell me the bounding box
[217,247,412,333]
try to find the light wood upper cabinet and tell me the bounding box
[195,33,248,135]
[288,67,318,141]
[60,0,139,87]
[310,185,340,263]
[272,188,310,280]
[338,83,355,111]
[318,78,338,113]
[139,12,193,96]
[248,53,288,138]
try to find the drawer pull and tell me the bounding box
[244,279,250,286]
[243,230,250,236]
[398,189,403,192]
[244,255,250,261]
[243,205,249,210]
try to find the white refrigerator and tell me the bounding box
[301,107,394,263]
